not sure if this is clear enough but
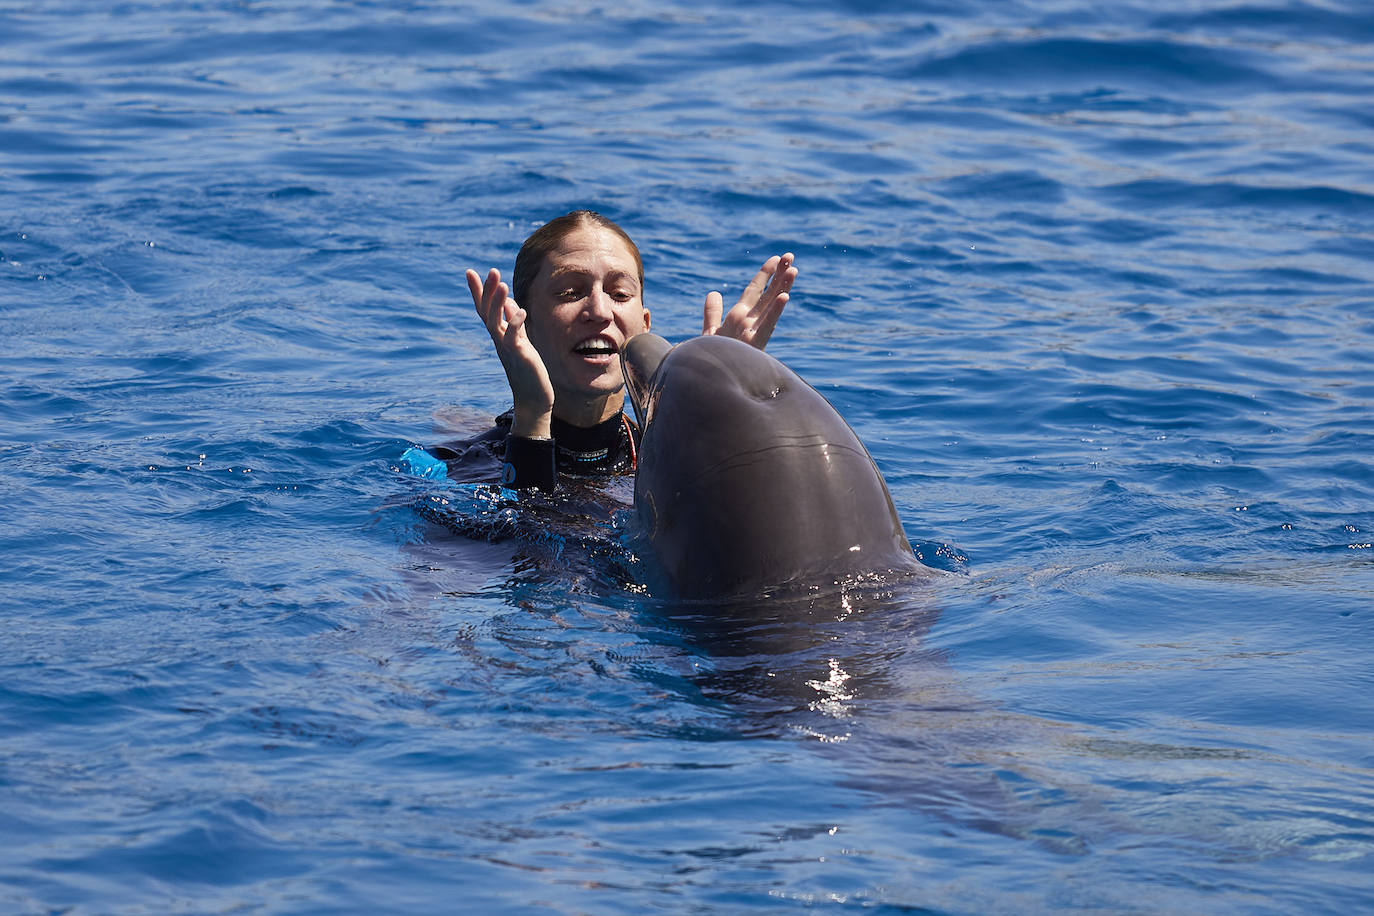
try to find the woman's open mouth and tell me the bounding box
[573,335,619,364]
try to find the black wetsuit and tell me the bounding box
[428,409,639,490]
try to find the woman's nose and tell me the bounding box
[582,289,614,321]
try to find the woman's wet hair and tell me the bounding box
[512,210,644,307]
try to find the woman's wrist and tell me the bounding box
[510,404,553,439]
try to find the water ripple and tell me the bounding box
[3,0,1374,912]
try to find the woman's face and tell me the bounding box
[523,224,651,417]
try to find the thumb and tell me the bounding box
[702,291,724,335]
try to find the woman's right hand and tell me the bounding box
[467,268,554,439]
[701,252,796,351]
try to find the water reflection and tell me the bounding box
[648,579,944,743]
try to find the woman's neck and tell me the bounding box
[552,390,624,428]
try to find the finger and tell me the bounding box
[469,268,498,327]
[770,253,797,296]
[494,302,531,367]
[466,268,484,308]
[502,300,526,341]
[757,254,796,307]
[482,268,503,318]
[468,269,493,329]
[702,291,724,335]
[499,305,554,401]
[739,271,795,332]
[737,255,781,306]
[742,291,788,351]
[482,282,513,344]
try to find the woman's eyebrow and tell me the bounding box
[547,265,639,289]
[547,265,592,280]
[604,269,640,289]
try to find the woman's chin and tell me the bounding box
[579,369,626,397]
[555,375,626,413]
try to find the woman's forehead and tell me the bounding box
[540,226,640,278]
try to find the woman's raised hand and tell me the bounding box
[468,268,554,439]
[701,253,797,351]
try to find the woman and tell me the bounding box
[430,210,796,490]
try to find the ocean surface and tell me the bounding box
[3,0,1373,912]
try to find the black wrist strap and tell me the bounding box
[502,435,556,491]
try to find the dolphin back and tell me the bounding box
[624,334,922,599]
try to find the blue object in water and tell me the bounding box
[398,446,450,481]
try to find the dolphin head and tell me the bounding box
[620,332,924,600]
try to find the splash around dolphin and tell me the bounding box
[621,333,932,600]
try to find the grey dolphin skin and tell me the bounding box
[621,333,929,600]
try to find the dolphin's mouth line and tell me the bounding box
[668,439,872,492]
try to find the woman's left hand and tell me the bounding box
[702,252,797,350]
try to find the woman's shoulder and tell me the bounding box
[427,411,515,482]
[430,411,511,458]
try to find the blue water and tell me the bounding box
[3,0,1373,911]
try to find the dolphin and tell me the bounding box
[621,333,930,600]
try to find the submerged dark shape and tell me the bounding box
[622,333,930,600]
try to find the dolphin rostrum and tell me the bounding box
[621,333,930,600]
